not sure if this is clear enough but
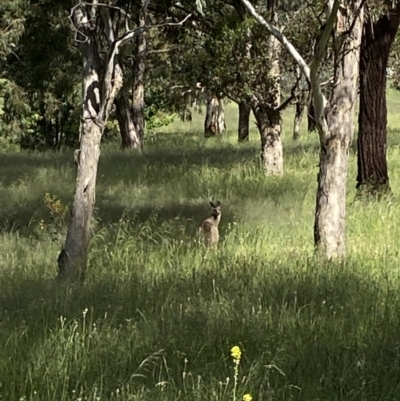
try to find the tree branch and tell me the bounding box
[95,7,191,122]
[240,0,342,142]
[239,0,311,82]
[275,73,302,112]
[309,0,340,136]
[147,48,175,55]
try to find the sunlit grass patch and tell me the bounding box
[1,90,400,400]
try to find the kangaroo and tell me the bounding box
[198,201,221,247]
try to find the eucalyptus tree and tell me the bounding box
[114,0,149,149]
[357,2,400,195]
[174,1,301,173]
[58,1,191,281]
[241,0,364,258]
[209,1,318,173]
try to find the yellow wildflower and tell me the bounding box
[231,346,241,360]
[243,394,252,401]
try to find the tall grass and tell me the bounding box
[1,92,400,400]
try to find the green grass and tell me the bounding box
[2,92,400,401]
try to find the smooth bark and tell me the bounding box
[238,100,251,141]
[59,5,103,280]
[59,5,123,280]
[357,5,400,194]
[204,95,226,137]
[240,0,362,258]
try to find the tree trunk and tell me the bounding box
[313,5,364,259]
[58,5,123,281]
[356,5,400,195]
[204,95,226,137]
[250,98,283,175]
[131,2,147,149]
[115,89,141,149]
[248,22,283,175]
[59,23,102,281]
[293,90,307,140]
[238,100,251,141]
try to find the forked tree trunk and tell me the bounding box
[250,98,283,174]
[314,5,363,259]
[115,89,141,149]
[204,95,226,137]
[132,2,147,149]
[238,100,251,141]
[58,5,123,280]
[293,90,307,140]
[357,5,400,194]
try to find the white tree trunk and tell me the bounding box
[204,95,226,137]
[240,0,365,258]
[59,5,123,280]
[58,10,102,280]
[313,5,364,258]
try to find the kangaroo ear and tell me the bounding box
[210,201,215,208]
[216,200,221,207]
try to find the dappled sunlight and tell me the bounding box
[2,90,400,400]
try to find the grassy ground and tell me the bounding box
[2,90,400,400]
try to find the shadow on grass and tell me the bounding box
[0,134,314,235]
[95,198,235,229]
[0,151,74,186]
[0,261,399,400]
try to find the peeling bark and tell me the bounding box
[314,5,364,259]
[238,100,251,142]
[204,95,226,137]
[357,5,400,195]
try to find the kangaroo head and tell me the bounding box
[210,200,221,219]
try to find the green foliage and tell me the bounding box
[39,193,69,243]
[0,0,80,150]
[0,0,28,61]
[2,93,400,399]
[144,105,176,132]
[0,79,80,150]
